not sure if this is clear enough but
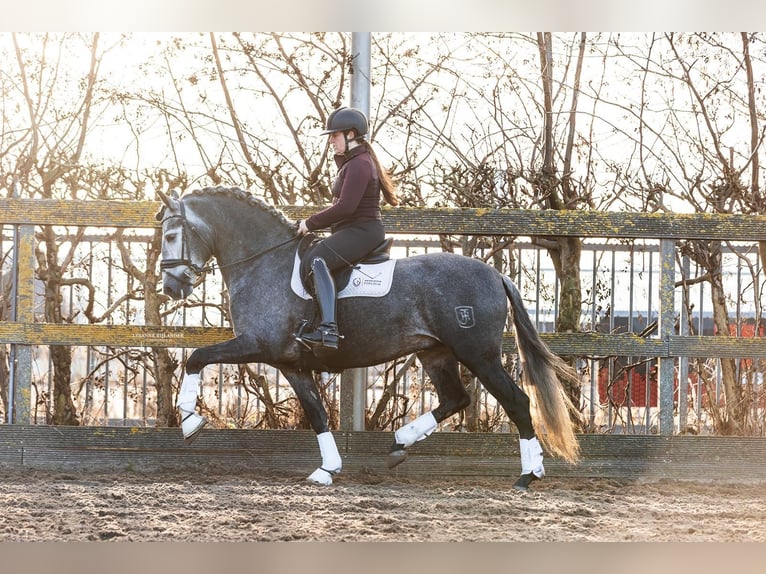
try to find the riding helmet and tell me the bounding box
[320,107,369,138]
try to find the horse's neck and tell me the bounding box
[219,241,294,280]
[214,226,296,291]
[219,238,298,332]
[202,199,294,269]
[189,192,296,289]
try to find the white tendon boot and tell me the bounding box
[519,437,545,478]
[395,411,438,448]
[307,431,342,486]
[176,372,207,443]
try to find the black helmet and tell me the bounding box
[320,107,368,138]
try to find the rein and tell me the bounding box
[160,198,299,282]
[216,234,300,272]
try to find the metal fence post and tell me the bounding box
[678,255,691,432]
[340,368,366,431]
[339,31,372,433]
[658,238,676,435]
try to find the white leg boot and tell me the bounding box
[395,411,438,447]
[177,372,207,443]
[307,431,342,485]
[519,436,545,478]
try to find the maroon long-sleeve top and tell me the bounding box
[306,145,381,232]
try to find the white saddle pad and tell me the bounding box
[290,252,397,300]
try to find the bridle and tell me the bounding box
[159,199,215,286]
[159,198,300,287]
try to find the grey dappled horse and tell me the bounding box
[158,186,580,491]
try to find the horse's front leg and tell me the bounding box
[178,335,262,443]
[280,368,342,486]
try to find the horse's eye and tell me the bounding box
[165,231,178,242]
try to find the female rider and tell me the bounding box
[296,107,398,350]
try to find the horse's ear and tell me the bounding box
[156,189,179,221]
[157,189,173,207]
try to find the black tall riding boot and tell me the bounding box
[299,257,342,350]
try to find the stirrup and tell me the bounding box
[297,323,343,350]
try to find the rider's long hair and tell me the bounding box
[362,141,399,207]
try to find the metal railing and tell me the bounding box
[1,199,765,435]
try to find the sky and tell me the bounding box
[3,0,764,32]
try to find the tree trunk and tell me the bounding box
[0,276,11,419]
[49,344,79,425]
[151,346,178,427]
[40,228,79,426]
[709,265,745,434]
[550,236,583,413]
[0,346,9,421]
[461,368,480,432]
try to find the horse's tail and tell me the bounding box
[503,276,581,464]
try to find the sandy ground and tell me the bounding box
[1,469,764,542]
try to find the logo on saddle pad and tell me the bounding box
[291,252,397,300]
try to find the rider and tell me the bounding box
[296,106,399,350]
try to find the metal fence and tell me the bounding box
[3,225,763,436]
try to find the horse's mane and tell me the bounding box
[187,186,295,228]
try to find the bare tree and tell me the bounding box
[11,32,108,424]
[3,32,149,424]
[115,199,177,427]
[599,33,766,433]
[528,33,588,414]
[387,33,595,419]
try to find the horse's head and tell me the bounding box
[156,189,214,300]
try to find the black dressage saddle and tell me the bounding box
[297,236,394,293]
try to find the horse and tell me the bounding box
[157,186,581,491]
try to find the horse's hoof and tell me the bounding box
[307,467,339,486]
[181,413,207,444]
[387,444,408,469]
[512,472,541,492]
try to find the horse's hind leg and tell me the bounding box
[387,348,470,468]
[464,360,545,491]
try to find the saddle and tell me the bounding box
[293,236,396,370]
[296,235,395,294]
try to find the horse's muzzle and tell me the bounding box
[162,273,194,299]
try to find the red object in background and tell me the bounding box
[597,320,764,408]
[598,366,658,407]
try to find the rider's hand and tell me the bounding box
[297,220,310,236]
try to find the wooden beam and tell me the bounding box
[1,322,763,359]
[0,322,232,348]
[5,199,766,240]
[2,426,766,481]
[0,199,158,228]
